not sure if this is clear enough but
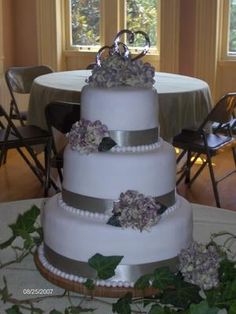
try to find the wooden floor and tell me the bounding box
[0,148,236,210]
[0,150,44,202]
[176,149,236,211]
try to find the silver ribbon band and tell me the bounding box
[62,190,114,213]
[44,244,178,282]
[109,127,159,146]
[62,189,175,213]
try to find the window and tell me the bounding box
[70,0,100,47]
[228,0,236,54]
[125,0,158,51]
[66,0,159,55]
[221,0,236,58]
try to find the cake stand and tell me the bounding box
[34,252,158,298]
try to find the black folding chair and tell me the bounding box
[45,101,81,190]
[5,65,53,126]
[0,104,52,196]
[173,92,236,207]
[212,93,236,135]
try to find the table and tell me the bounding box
[28,71,213,141]
[1,198,236,313]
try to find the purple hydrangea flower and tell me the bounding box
[112,190,162,231]
[178,241,221,290]
[67,119,109,154]
[88,54,155,88]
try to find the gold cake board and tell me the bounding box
[34,251,158,298]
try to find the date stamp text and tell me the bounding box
[22,288,54,295]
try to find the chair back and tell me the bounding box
[0,105,24,141]
[5,65,53,125]
[199,92,236,131]
[45,101,80,154]
[0,109,4,129]
[5,65,53,94]
[86,63,96,69]
[45,101,80,134]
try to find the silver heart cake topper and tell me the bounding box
[96,29,151,66]
[113,29,151,61]
[96,42,129,66]
[87,29,155,88]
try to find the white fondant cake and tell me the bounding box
[41,54,193,288]
[81,85,159,131]
[42,194,192,285]
[63,139,176,202]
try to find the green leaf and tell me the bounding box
[9,205,40,239]
[49,310,63,314]
[205,286,223,307]
[152,267,176,290]
[88,253,123,280]
[23,234,34,249]
[30,308,43,314]
[222,279,236,300]
[5,305,23,314]
[107,215,121,227]
[149,304,176,314]
[229,300,236,314]
[1,276,12,303]
[0,236,16,250]
[84,278,95,290]
[219,258,236,283]
[67,305,96,313]
[154,202,167,215]
[34,227,44,245]
[160,280,201,309]
[149,304,165,314]
[134,273,153,289]
[189,300,220,314]
[112,293,132,314]
[143,298,159,308]
[98,137,117,152]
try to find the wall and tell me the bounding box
[0,0,14,110]
[216,61,236,98]
[179,0,196,76]
[2,0,14,69]
[2,0,38,68]
[14,0,38,66]
[0,0,38,111]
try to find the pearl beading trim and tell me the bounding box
[38,244,135,288]
[58,193,179,220]
[110,139,161,153]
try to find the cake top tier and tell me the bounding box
[81,85,158,132]
[81,29,158,132]
[67,30,159,153]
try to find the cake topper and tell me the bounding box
[96,42,129,67]
[113,29,151,61]
[96,29,151,66]
[87,29,155,88]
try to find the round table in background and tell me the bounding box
[28,70,213,141]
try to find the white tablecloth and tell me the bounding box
[28,71,213,141]
[1,198,236,313]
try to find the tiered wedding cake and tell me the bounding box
[40,31,193,288]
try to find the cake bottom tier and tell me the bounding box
[42,194,193,285]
